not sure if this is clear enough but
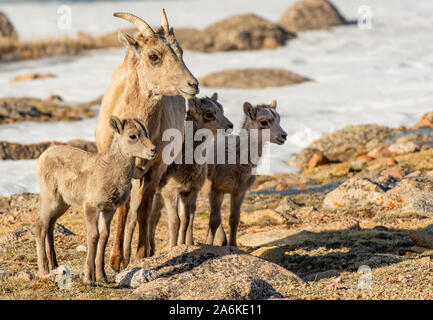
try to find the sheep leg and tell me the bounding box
[206,189,224,245]
[109,201,129,272]
[228,192,245,247]
[84,204,99,286]
[136,167,166,260]
[45,202,69,271]
[122,179,142,267]
[35,216,50,276]
[180,191,198,246]
[161,188,179,249]
[215,223,228,246]
[149,192,164,256]
[95,210,114,283]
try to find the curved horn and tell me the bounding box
[113,12,155,38]
[161,9,170,34]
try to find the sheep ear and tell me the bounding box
[118,31,141,58]
[110,116,123,134]
[210,92,218,101]
[243,102,256,120]
[187,98,201,120]
[270,100,277,109]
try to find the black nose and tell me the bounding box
[228,123,234,130]
[281,133,287,140]
[188,80,199,91]
[151,147,157,154]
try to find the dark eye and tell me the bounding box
[148,54,159,62]
[205,112,215,120]
[129,135,137,140]
[260,120,269,127]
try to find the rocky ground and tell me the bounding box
[1,111,433,300]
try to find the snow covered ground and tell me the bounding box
[1,0,433,195]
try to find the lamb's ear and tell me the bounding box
[187,98,200,120]
[109,116,123,134]
[270,100,277,109]
[118,31,141,58]
[243,102,256,120]
[210,92,218,101]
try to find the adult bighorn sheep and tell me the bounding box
[36,117,155,285]
[94,10,199,271]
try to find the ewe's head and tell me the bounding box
[243,100,287,145]
[115,10,199,99]
[110,116,157,160]
[187,93,233,135]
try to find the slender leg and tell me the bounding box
[45,202,69,271]
[149,192,164,255]
[84,204,99,286]
[161,188,179,249]
[180,191,198,246]
[215,223,228,246]
[206,189,225,245]
[109,201,129,272]
[228,192,245,247]
[96,210,114,283]
[135,166,166,260]
[122,179,142,268]
[35,216,50,276]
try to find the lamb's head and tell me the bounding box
[187,93,233,135]
[242,100,287,145]
[114,10,199,99]
[109,116,157,160]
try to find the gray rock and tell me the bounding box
[115,267,157,288]
[132,245,304,300]
[386,177,433,214]
[323,178,386,210]
[388,141,420,155]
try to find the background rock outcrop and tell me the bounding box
[200,68,310,89]
[0,12,18,42]
[278,0,347,32]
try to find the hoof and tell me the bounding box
[109,255,122,273]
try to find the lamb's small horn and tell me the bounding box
[113,12,155,38]
[270,100,277,109]
[161,9,170,35]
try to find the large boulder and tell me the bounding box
[278,0,347,32]
[199,68,310,89]
[385,177,433,214]
[0,12,18,42]
[179,14,295,52]
[131,245,304,300]
[323,178,386,210]
[288,124,396,167]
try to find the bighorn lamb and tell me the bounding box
[36,117,155,285]
[94,11,199,271]
[149,94,233,252]
[206,101,287,247]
